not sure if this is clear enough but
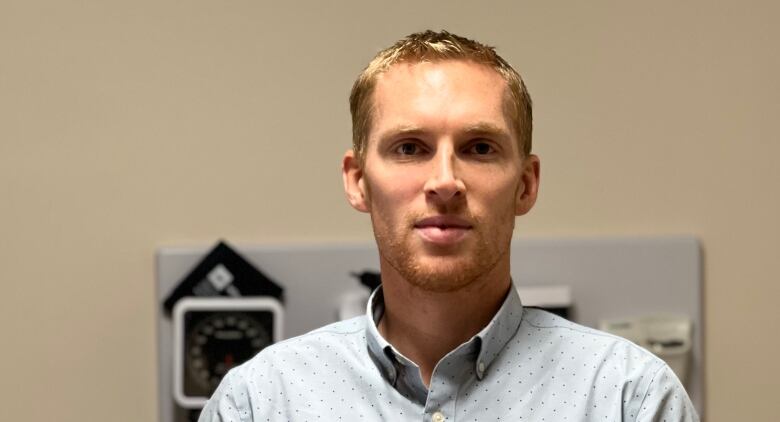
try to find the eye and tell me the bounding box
[396,142,421,155]
[468,141,494,155]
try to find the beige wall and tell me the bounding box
[1,1,778,420]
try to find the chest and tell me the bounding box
[266,364,627,421]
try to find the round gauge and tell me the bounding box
[184,311,272,395]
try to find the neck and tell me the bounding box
[377,257,511,387]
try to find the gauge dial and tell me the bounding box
[183,311,273,396]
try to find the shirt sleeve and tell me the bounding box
[198,369,249,422]
[635,364,699,422]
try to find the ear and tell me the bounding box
[342,149,370,213]
[515,154,540,216]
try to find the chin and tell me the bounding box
[399,255,490,293]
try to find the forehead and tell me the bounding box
[370,60,512,135]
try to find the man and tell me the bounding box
[200,30,698,421]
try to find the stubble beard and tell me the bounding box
[371,209,514,293]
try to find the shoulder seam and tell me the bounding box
[522,313,660,359]
[269,325,365,348]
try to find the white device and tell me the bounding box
[516,285,572,309]
[600,315,692,385]
[173,297,283,409]
[337,287,371,321]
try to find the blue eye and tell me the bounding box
[397,143,420,155]
[470,142,493,155]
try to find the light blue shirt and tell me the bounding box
[200,285,698,421]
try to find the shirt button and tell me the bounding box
[478,361,486,374]
[432,411,445,422]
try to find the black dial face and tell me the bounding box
[184,310,274,396]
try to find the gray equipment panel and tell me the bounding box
[156,236,702,420]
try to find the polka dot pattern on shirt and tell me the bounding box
[199,287,698,421]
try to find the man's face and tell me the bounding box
[343,60,539,292]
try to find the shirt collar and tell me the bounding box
[472,282,524,379]
[364,282,524,383]
[364,287,399,384]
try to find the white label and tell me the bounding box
[207,264,234,291]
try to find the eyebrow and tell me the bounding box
[377,125,425,141]
[377,122,511,143]
[461,122,512,141]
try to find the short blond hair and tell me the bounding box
[349,30,533,161]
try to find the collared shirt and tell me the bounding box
[200,285,698,421]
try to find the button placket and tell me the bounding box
[423,352,464,422]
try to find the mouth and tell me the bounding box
[413,216,473,245]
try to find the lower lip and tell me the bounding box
[415,226,471,245]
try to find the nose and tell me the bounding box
[423,145,466,202]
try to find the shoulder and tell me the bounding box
[199,316,370,421]
[519,307,667,379]
[520,307,663,364]
[517,308,698,421]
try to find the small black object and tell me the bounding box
[648,339,684,348]
[351,270,381,291]
[162,241,283,316]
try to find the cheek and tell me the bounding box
[364,168,424,219]
[466,168,521,203]
[369,168,423,202]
